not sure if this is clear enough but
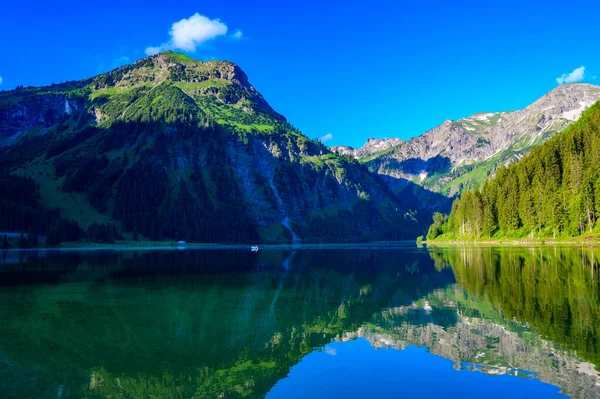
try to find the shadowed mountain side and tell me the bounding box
[379,175,454,224]
[365,155,455,214]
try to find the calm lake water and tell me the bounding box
[0,245,599,398]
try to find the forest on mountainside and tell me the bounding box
[0,172,84,246]
[428,100,600,240]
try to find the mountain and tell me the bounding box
[428,99,600,241]
[0,51,421,244]
[331,137,403,159]
[335,84,600,198]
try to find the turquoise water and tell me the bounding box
[0,245,598,398]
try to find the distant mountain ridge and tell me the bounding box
[332,137,404,159]
[333,83,600,197]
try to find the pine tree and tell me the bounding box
[581,170,596,232]
[595,176,600,227]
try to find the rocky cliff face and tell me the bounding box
[361,83,600,196]
[0,94,83,146]
[332,137,404,159]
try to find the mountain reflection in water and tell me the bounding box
[0,245,598,398]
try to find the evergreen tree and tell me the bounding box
[582,170,596,232]
[427,212,447,240]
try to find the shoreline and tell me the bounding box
[0,240,418,252]
[425,238,600,246]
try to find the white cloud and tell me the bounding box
[145,13,230,55]
[319,133,334,143]
[0,76,3,85]
[171,13,227,50]
[232,30,244,39]
[556,66,586,85]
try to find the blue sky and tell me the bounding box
[1,0,599,148]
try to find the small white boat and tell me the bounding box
[251,245,259,252]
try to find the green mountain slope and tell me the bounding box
[0,51,421,243]
[428,99,600,240]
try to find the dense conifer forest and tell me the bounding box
[0,172,84,246]
[428,100,600,240]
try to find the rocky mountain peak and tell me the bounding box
[362,83,600,197]
[522,83,600,122]
[541,82,599,97]
[332,137,404,159]
[88,52,286,123]
[151,52,251,86]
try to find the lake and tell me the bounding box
[0,245,599,398]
